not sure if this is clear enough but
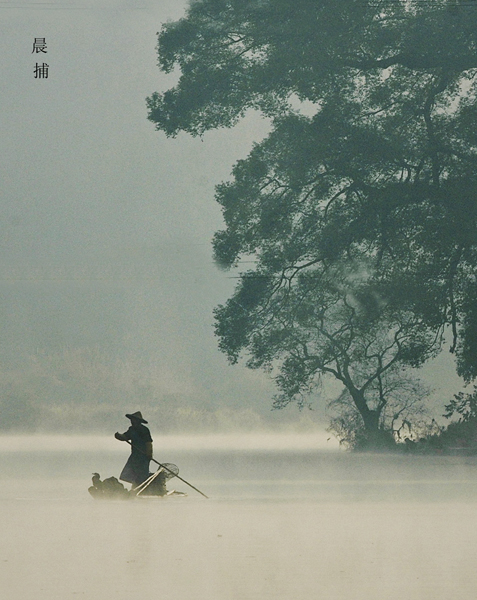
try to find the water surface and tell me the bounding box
[1,436,476,600]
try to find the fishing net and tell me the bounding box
[160,463,179,481]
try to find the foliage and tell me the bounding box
[412,416,477,454]
[443,385,477,421]
[404,387,477,453]
[435,417,477,450]
[148,0,477,437]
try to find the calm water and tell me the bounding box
[1,436,477,600]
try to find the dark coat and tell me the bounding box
[118,424,153,485]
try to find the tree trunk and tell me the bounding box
[349,388,395,451]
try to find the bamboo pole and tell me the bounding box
[125,440,209,499]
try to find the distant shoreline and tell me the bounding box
[0,432,341,453]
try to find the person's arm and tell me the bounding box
[145,441,153,459]
[114,430,129,441]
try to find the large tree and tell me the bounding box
[147,0,477,430]
[213,255,438,445]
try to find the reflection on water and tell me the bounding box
[1,436,477,600]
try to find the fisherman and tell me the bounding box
[115,411,153,488]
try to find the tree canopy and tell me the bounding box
[148,0,477,436]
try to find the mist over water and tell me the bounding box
[1,435,477,600]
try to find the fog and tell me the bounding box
[0,0,281,434]
[2,436,477,600]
